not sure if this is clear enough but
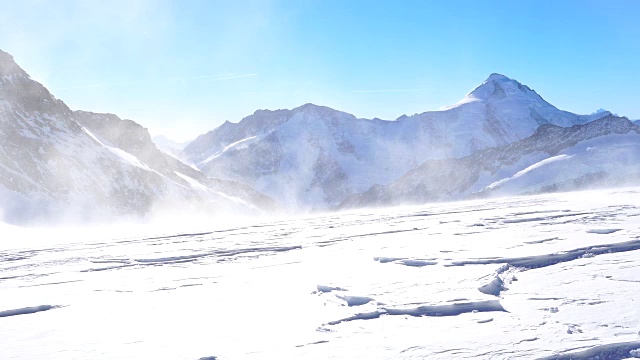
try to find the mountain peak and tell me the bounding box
[463,73,544,104]
[292,103,343,116]
[485,73,512,82]
[0,49,28,78]
[294,103,325,112]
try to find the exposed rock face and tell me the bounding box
[0,49,275,223]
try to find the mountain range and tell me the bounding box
[0,49,275,224]
[340,114,640,208]
[1,47,638,222]
[178,73,628,209]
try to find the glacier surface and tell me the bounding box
[2,188,640,359]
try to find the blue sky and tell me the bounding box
[1,0,638,141]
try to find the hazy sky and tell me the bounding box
[1,0,639,141]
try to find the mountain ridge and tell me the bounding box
[339,114,640,209]
[0,49,276,224]
[3,46,636,219]
[181,73,613,209]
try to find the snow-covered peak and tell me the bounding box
[466,73,542,102]
[591,108,614,117]
[294,103,323,111]
[485,73,512,82]
[183,72,628,210]
[291,103,348,118]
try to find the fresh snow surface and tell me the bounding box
[82,127,152,171]
[174,171,256,208]
[482,133,640,196]
[198,136,258,166]
[2,188,640,359]
[487,154,575,190]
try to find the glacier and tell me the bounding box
[2,187,640,359]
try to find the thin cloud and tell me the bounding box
[172,73,257,81]
[58,73,257,90]
[211,74,257,81]
[351,88,425,93]
[58,81,143,90]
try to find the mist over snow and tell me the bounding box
[2,38,640,360]
[2,44,639,224]
[0,49,277,225]
[3,188,640,359]
[180,74,639,211]
[151,135,192,159]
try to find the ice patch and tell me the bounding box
[397,259,438,267]
[587,228,622,234]
[327,300,506,325]
[449,240,640,270]
[374,257,437,267]
[0,305,59,318]
[477,318,494,324]
[335,295,374,306]
[373,256,406,264]
[539,341,640,359]
[317,285,348,293]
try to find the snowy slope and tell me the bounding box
[183,74,609,209]
[152,135,192,159]
[0,49,275,223]
[2,188,640,359]
[340,115,640,208]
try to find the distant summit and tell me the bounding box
[181,73,614,209]
[4,45,633,217]
[485,73,512,82]
[465,73,545,103]
[591,108,615,117]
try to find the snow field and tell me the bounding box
[1,187,640,359]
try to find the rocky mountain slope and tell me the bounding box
[0,49,275,223]
[340,115,640,208]
[182,74,609,209]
